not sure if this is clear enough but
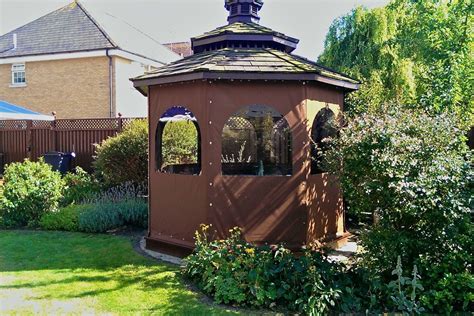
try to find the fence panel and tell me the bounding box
[0,120,28,165]
[0,117,144,172]
[56,129,117,170]
[31,120,54,161]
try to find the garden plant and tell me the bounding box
[322,108,473,313]
[0,159,64,227]
[94,119,148,188]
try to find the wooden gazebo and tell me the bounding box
[132,0,359,256]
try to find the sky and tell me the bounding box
[0,0,388,59]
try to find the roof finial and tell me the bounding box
[225,0,263,24]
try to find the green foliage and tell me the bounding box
[323,108,473,312]
[318,0,473,125]
[115,198,148,228]
[77,183,148,233]
[388,256,424,314]
[40,182,147,233]
[324,108,471,223]
[77,199,147,233]
[184,226,442,314]
[0,159,64,227]
[39,204,85,231]
[161,120,198,167]
[61,167,100,206]
[78,203,123,233]
[184,225,349,315]
[94,119,148,188]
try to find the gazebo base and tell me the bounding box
[145,232,351,258]
[145,237,194,258]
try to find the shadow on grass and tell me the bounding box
[0,230,235,315]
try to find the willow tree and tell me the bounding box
[318,0,473,126]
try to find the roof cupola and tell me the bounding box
[225,0,263,24]
[191,0,299,54]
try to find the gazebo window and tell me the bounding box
[310,108,337,174]
[156,106,201,175]
[221,105,292,176]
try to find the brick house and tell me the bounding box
[164,42,193,58]
[0,1,180,118]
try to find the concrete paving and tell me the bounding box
[328,241,358,263]
[139,238,183,266]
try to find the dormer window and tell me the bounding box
[11,63,26,86]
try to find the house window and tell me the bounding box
[310,108,337,174]
[11,63,26,85]
[156,106,201,175]
[222,105,292,176]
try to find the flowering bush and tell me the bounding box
[323,108,473,312]
[184,225,349,314]
[78,183,147,233]
[183,225,431,314]
[39,182,148,233]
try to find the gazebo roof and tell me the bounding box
[131,0,360,95]
[191,22,299,54]
[193,22,295,42]
[132,48,359,95]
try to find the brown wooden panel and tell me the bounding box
[0,129,28,165]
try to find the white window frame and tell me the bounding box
[11,63,26,86]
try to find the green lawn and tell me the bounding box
[0,230,236,315]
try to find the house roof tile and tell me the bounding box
[0,1,180,64]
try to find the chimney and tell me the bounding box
[13,33,17,50]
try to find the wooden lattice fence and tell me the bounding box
[0,117,145,173]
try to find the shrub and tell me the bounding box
[323,108,473,312]
[39,204,86,231]
[94,119,148,188]
[78,203,123,233]
[77,199,147,233]
[61,167,100,206]
[77,182,148,233]
[116,198,148,228]
[0,159,64,227]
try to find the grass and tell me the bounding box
[0,230,237,315]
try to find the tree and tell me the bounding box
[318,0,473,126]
